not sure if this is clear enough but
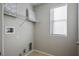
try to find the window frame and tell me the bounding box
[49,5,67,36]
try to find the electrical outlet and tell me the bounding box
[23,49,26,53]
[29,42,32,51]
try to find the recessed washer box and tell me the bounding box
[5,26,15,34]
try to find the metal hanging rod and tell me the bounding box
[16,14,27,20]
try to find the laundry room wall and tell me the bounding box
[34,3,78,56]
[4,3,35,56]
[0,3,3,56]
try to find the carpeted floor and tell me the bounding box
[28,50,49,56]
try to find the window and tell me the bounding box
[4,3,17,17]
[50,5,67,36]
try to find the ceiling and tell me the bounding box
[31,3,42,6]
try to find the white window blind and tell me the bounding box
[50,5,67,36]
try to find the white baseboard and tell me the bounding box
[24,50,34,56]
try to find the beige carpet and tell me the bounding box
[28,51,49,56]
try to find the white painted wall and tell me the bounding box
[67,3,78,56]
[0,3,2,56]
[34,3,78,56]
[76,3,79,56]
[4,3,35,56]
